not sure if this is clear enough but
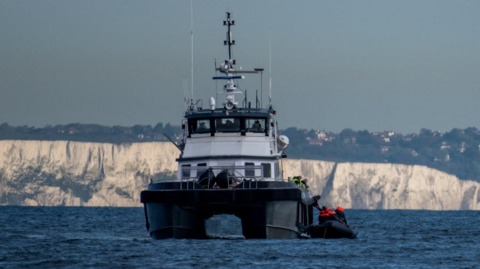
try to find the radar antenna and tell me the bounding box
[224,12,235,64]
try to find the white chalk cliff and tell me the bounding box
[282,160,480,210]
[0,140,178,207]
[1,140,479,210]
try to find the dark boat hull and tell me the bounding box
[141,181,316,239]
[311,221,358,239]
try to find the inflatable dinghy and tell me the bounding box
[298,221,358,239]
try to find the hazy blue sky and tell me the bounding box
[1,0,479,133]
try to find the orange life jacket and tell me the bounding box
[319,210,329,217]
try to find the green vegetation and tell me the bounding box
[281,127,480,182]
[0,122,182,144]
[2,122,480,182]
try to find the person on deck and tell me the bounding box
[335,206,347,224]
[291,176,302,185]
[299,178,310,191]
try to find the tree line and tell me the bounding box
[281,127,480,182]
[0,122,182,144]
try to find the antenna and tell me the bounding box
[215,58,218,102]
[269,32,272,105]
[254,68,264,107]
[183,76,189,110]
[190,0,194,103]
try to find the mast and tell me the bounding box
[212,12,264,110]
[224,12,235,66]
[213,12,241,110]
[269,32,272,105]
[190,1,194,104]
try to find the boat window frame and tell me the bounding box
[189,118,213,136]
[274,162,280,180]
[187,116,270,137]
[181,164,191,178]
[245,162,255,177]
[215,117,241,133]
[246,118,267,134]
[197,163,207,177]
[261,163,271,178]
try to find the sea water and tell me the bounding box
[1,206,479,268]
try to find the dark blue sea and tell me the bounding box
[1,207,479,268]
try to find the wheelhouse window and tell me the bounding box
[192,119,211,134]
[261,163,271,178]
[215,118,240,132]
[246,118,266,133]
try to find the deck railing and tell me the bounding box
[151,165,278,190]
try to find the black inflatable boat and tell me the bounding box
[311,221,358,239]
[298,220,358,239]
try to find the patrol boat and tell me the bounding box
[140,12,318,239]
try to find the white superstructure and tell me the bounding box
[174,12,289,184]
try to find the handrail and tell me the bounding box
[151,165,272,189]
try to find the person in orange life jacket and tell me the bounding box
[318,206,330,224]
[327,208,339,221]
[318,206,342,223]
[335,206,347,224]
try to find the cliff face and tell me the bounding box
[0,140,178,206]
[282,161,480,210]
[1,140,479,210]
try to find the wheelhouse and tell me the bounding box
[173,108,284,184]
[186,109,270,137]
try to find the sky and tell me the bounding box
[1,0,479,134]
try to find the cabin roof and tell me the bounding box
[185,108,271,119]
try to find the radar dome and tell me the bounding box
[277,135,289,150]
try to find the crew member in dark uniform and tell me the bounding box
[335,206,347,224]
[299,178,309,191]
